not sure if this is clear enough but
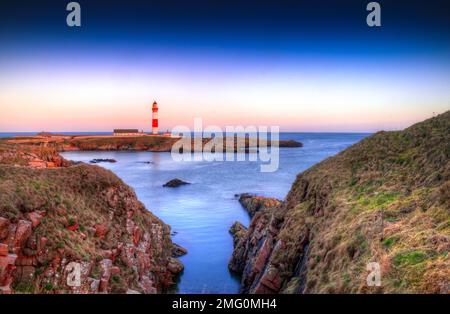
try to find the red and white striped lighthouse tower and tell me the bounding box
[152,101,159,135]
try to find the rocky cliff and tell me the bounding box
[230,111,449,294]
[0,143,183,294]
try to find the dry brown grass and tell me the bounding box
[270,111,449,293]
[0,162,172,293]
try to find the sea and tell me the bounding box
[1,132,369,293]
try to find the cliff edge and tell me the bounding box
[230,111,449,294]
[0,143,183,294]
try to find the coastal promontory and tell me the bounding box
[0,142,183,294]
[230,111,450,294]
[3,135,303,153]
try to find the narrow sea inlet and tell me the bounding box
[61,133,367,293]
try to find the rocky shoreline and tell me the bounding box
[228,111,450,294]
[0,143,185,294]
[3,135,303,153]
[228,195,285,293]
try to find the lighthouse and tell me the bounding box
[152,101,159,135]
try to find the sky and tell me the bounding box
[0,0,449,132]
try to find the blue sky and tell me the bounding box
[0,0,449,132]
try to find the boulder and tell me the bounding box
[12,220,32,253]
[27,212,44,228]
[172,243,188,257]
[167,257,184,274]
[163,179,190,188]
[229,221,247,247]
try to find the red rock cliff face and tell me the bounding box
[229,196,287,294]
[0,144,184,294]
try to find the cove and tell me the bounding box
[61,132,367,293]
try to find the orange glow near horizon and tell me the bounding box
[0,58,449,133]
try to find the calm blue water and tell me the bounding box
[55,133,368,293]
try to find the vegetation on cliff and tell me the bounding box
[0,144,183,294]
[68,136,177,152]
[3,135,302,153]
[230,111,449,294]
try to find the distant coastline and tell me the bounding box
[0,134,304,153]
[0,131,373,138]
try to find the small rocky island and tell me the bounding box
[163,179,191,188]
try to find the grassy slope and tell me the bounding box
[67,136,178,151]
[255,111,449,293]
[0,158,175,293]
[281,111,449,293]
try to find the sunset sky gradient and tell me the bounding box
[1,0,449,132]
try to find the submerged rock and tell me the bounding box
[163,179,190,188]
[90,158,117,164]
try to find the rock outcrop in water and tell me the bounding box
[276,140,303,148]
[230,111,450,294]
[163,179,191,188]
[237,194,282,217]
[90,159,117,164]
[229,222,247,247]
[172,243,188,257]
[0,143,183,294]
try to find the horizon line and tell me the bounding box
[0,130,378,134]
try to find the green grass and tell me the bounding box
[393,251,428,267]
[258,111,450,293]
[357,191,400,210]
[382,237,396,249]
